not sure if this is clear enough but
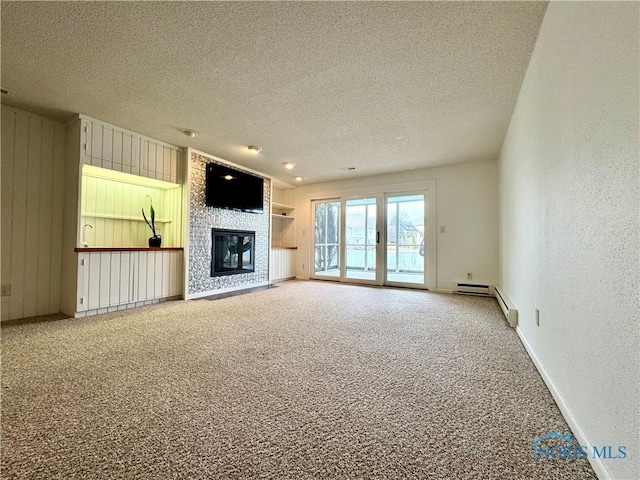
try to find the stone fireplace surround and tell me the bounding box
[187,151,270,298]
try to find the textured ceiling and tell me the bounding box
[1,1,547,184]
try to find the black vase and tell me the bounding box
[149,236,162,248]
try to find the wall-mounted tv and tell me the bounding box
[205,163,264,213]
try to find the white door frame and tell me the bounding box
[340,194,383,286]
[383,191,429,289]
[306,179,436,291]
[310,198,341,281]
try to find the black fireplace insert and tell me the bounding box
[211,229,255,276]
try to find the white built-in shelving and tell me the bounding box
[80,164,183,248]
[62,114,186,318]
[80,213,173,223]
[270,187,297,282]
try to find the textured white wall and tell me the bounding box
[294,160,498,291]
[498,3,639,479]
[1,107,66,321]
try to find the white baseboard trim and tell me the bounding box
[269,276,296,284]
[515,327,610,480]
[434,288,453,294]
[73,295,182,318]
[185,281,270,300]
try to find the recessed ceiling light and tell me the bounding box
[224,175,234,180]
[282,162,296,170]
[181,129,198,138]
[248,145,262,154]
[295,176,303,182]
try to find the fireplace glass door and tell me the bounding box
[211,229,255,276]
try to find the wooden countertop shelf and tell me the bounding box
[75,247,184,252]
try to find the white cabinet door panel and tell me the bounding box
[131,136,141,176]
[146,252,156,300]
[139,139,149,177]
[137,252,148,302]
[87,253,101,310]
[170,149,178,183]
[101,126,113,171]
[109,253,121,306]
[161,251,171,297]
[89,122,103,168]
[119,252,132,305]
[154,145,162,181]
[99,253,111,308]
[121,133,132,174]
[112,129,123,171]
[77,254,89,311]
[153,252,163,299]
[76,250,183,313]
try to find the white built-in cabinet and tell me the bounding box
[76,250,183,316]
[270,186,297,282]
[61,115,185,318]
[81,116,182,183]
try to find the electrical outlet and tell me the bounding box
[535,308,540,327]
[1,284,11,297]
[467,272,472,280]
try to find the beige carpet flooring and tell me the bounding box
[2,280,596,479]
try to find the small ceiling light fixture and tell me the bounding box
[295,176,303,182]
[247,145,262,154]
[224,174,234,180]
[181,129,199,138]
[282,162,296,170]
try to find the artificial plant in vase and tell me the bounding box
[142,195,162,247]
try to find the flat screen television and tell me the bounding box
[205,163,264,213]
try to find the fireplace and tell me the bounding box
[211,229,255,276]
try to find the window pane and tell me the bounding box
[326,203,340,244]
[314,200,341,277]
[366,204,377,245]
[386,194,424,284]
[314,204,324,244]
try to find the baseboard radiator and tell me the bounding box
[494,285,518,328]
[453,283,494,297]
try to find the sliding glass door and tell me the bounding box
[344,197,379,283]
[311,192,428,289]
[312,200,341,278]
[385,194,425,286]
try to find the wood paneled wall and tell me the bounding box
[1,107,66,321]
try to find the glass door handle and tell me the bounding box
[376,231,380,244]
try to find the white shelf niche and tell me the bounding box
[80,164,183,248]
